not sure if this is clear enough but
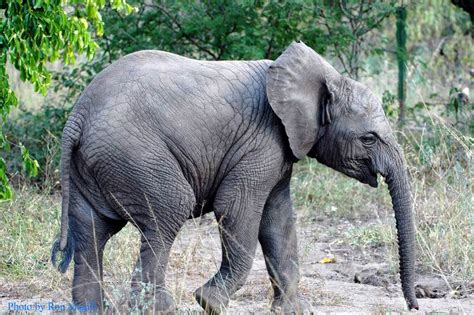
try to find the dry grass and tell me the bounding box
[404,118,473,290]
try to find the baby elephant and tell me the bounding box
[52,41,418,313]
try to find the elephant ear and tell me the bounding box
[266,41,341,159]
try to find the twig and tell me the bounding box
[145,3,219,60]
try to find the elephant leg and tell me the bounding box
[258,176,311,314]
[129,225,186,314]
[69,184,126,312]
[126,166,195,313]
[194,169,272,314]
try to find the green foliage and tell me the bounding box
[447,87,471,130]
[346,224,394,248]
[0,0,133,199]
[321,0,398,78]
[3,103,71,185]
[406,2,472,113]
[368,1,473,132]
[382,90,397,118]
[405,117,471,174]
[20,144,39,178]
[102,0,332,60]
[55,0,397,99]
[0,156,12,199]
[3,0,472,193]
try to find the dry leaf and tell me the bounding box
[319,255,336,264]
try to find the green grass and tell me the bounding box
[0,187,68,297]
[412,152,473,288]
[345,223,395,249]
[0,187,57,278]
[291,159,392,221]
[406,118,473,289]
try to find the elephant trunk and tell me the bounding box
[384,147,419,310]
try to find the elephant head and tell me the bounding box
[266,42,419,310]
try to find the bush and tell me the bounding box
[3,103,71,186]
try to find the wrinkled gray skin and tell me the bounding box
[52,42,418,313]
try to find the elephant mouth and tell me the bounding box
[343,160,379,188]
[353,167,378,187]
[321,158,379,188]
[363,160,379,188]
[365,171,378,188]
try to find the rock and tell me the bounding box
[354,269,389,287]
[415,284,446,298]
[414,277,450,299]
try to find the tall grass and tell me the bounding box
[405,117,472,290]
[0,187,68,297]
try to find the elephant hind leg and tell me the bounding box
[122,164,196,313]
[69,183,127,312]
[129,229,181,314]
[129,210,193,314]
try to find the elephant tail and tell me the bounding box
[53,115,82,269]
[51,231,74,273]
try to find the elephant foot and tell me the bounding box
[130,286,175,314]
[194,286,230,315]
[271,293,312,314]
[153,289,176,314]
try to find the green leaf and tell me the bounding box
[0,157,12,200]
[0,0,134,199]
[20,143,39,178]
[33,0,43,9]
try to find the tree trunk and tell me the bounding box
[396,6,408,126]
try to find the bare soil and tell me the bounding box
[1,214,473,314]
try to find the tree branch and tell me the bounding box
[146,3,219,60]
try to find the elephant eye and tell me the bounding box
[360,133,377,146]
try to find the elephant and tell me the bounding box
[51,41,419,313]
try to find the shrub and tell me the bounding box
[3,103,71,186]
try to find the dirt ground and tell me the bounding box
[166,217,474,314]
[1,214,473,314]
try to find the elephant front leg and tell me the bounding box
[258,177,311,314]
[194,176,270,314]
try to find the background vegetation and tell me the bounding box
[0,0,472,310]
